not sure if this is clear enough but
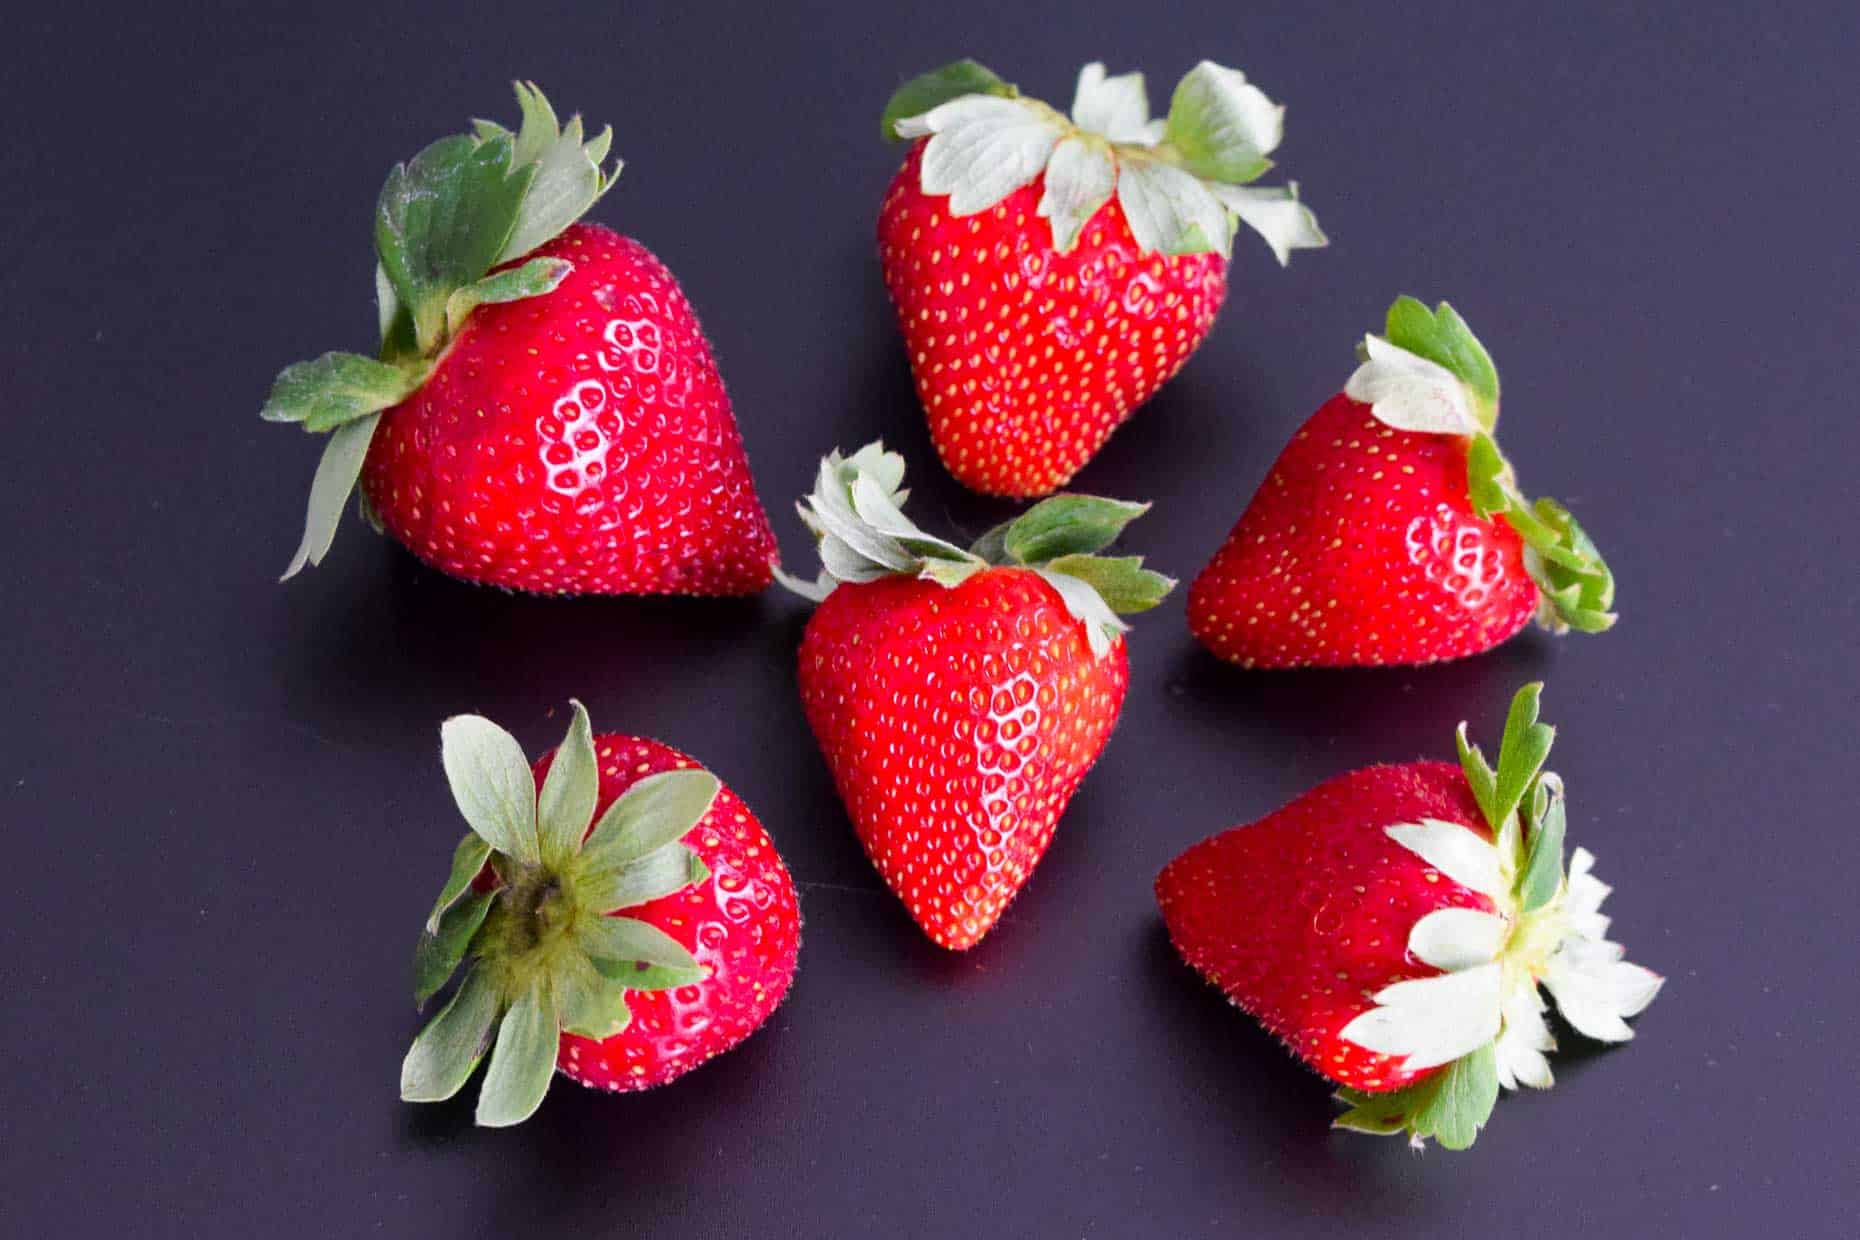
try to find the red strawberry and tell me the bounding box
[263,84,776,595]
[877,59,1326,497]
[1188,296,1616,668]
[402,702,799,1125]
[1156,685,1661,1149]
[782,443,1172,948]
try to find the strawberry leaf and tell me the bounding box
[1162,61,1281,185]
[424,831,494,934]
[1491,683,1555,834]
[279,412,381,581]
[1039,136,1117,253]
[1518,772,1568,913]
[580,843,710,916]
[474,974,557,1127]
[1034,567,1129,658]
[535,700,598,869]
[413,889,494,1008]
[1002,495,1149,562]
[375,132,536,354]
[1382,297,1500,422]
[1043,555,1174,613]
[440,714,541,865]
[881,59,1015,141]
[400,966,500,1103]
[1333,1041,1500,1150]
[1116,158,1233,257]
[556,955,635,1040]
[260,352,421,433]
[579,770,720,875]
[581,915,705,978]
[443,257,574,337]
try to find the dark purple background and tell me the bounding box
[4,2,1854,1236]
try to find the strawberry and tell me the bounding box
[1156,684,1662,1149]
[262,83,777,595]
[780,443,1172,949]
[401,702,799,1126]
[876,59,1326,498]
[1187,296,1616,667]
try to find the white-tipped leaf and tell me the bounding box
[1116,159,1232,257]
[1205,183,1327,266]
[1408,907,1509,972]
[1038,136,1118,253]
[1384,819,1504,897]
[1069,63,1156,144]
[1345,335,1485,436]
[912,96,1068,216]
[1339,962,1504,1072]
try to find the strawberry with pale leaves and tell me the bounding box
[402,703,799,1126]
[263,83,777,595]
[877,59,1326,498]
[1155,684,1661,1149]
[782,443,1172,949]
[1188,296,1616,667]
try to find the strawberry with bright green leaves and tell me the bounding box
[1187,296,1617,668]
[402,703,799,1126]
[262,84,777,595]
[781,443,1172,949]
[877,59,1326,497]
[1155,685,1661,1149]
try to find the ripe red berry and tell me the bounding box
[781,443,1172,948]
[1157,685,1661,1149]
[262,84,776,595]
[877,59,1325,497]
[402,703,799,1126]
[1189,297,1616,667]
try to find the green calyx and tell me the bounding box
[882,59,1325,263]
[776,442,1173,657]
[1334,1043,1501,1151]
[880,59,1019,141]
[263,82,619,581]
[401,701,717,1128]
[1333,683,1570,1149]
[1356,297,1617,634]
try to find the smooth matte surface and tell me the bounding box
[3,2,1854,1236]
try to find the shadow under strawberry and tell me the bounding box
[1138,924,1420,1201]
[1160,637,1556,770]
[267,558,778,747]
